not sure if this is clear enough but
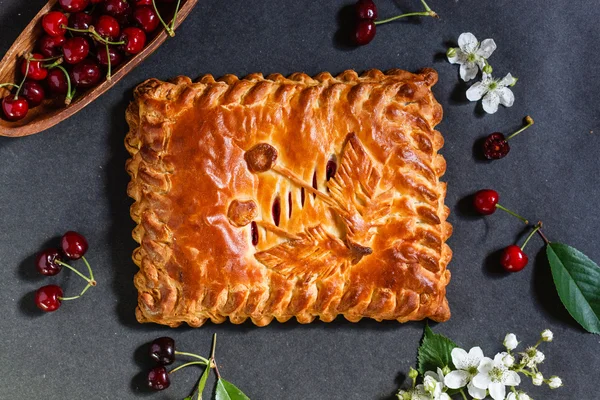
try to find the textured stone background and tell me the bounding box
[1,0,599,399]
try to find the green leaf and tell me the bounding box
[417,325,457,374]
[196,365,210,400]
[547,242,600,334]
[215,378,250,400]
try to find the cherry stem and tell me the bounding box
[43,58,64,69]
[0,83,20,90]
[53,65,75,105]
[105,42,112,82]
[521,223,541,250]
[61,25,125,45]
[55,259,96,286]
[29,55,61,62]
[375,0,438,25]
[81,256,95,282]
[59,294,82,301]
[169,0,182,32]
[506,116,535,141]
[536,222,550,245]
[495,204,529,224]
[15,58,30,99]
[168,361,208,374]
[174,351,209,364]
[152,0,175,37]
[211,333,221,379]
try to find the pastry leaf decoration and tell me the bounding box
[546,242,600,334]
[417,324,457,374]
[215,378,251,400]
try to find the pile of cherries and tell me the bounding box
[473,189,547,272]
[1,0,181,122]
[34,231,96,312]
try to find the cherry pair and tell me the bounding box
[34,231,96,312]
[473,190,542,272]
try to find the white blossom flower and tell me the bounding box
[520,347,545,368]
[472,353,521,400]
[532,372,544,386]
[503,333,519,351]
[548,376,563,389]
[541,329,554,342]
[447,32,497,81]
[397,385,431,400]
[466,73,517,114]
[424,368,451,400]
[507,392,531,400]
[444,347,487,399]
[499,352,515,368]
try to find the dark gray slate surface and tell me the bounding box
[1,1,599,399]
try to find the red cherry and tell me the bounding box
[63,37,90,64]
[353,19,376,45]
[2,96,29,121]
[134,0,152,5]
[355,0,378,20]
[69,12,94,33]
[42,11,68,37]
[483,132,510,160]
[21,81,46,107]
[71,59,102,88]
[104,0,131,17]
[21,53,48,81]
[58,0,90,13]
[61,231,89,259]
[133,6,159,33]
[46,69,69,95]
[35,285,64,312]
[96,45,123,67]
[501,245,528,272]
[473,189,499,215]
[36,248,64,276]
[90,0,105,3]
[147,366,170,391]
[38,35,66,58]
[120,27,146,54]
[96,15,121,40]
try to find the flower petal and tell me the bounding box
[460,62,479,81]
[468,382,487,399]
[472,372,491,389]
[482,91,500,114]
[499,73,517,87]
[467,347,485,366]
[448,49,467,65]
[503,370,521,386]
[476,38,496,58]
[451,348,470,370]
[497,87,515,107]
[444,370,470,389]
[466,82,488,101]
[458,32,478,53]
[506,394,517,400]
[489,382,506,400]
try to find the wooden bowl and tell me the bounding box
[0,0,198,137]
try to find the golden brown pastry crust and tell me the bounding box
[125,68,452,328]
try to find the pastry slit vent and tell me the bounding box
[300,187,305,207]
[288,191,293,218]
[250,221,259,246]
[272,196,281,226]
[312,170,318,199]
[326,156,337,192]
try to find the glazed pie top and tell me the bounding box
[125,68,452,328]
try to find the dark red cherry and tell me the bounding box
[69,12,94,33]
[96,45,123,67]
[149,337,175,365]
[473,189,499,215]
[63,37,90,64]
[58,0,90,13]
[96,15,121,40]
[353,19,376,45]
[90,0,105,3]
[501,245,528,272]
[120,27,146,54]
[133,6,159,33]
[134,0,152,5]
[42,11,68,37]
[21,54,48,81]
[355,0,378,20]
[46,69,69,95]
[38,35,66,58]
[21,81,46,107]
[2,96,29,121]
[483,132,510,160]
[61,231,89,260]
[71,59,101,88]
[147,366,170,391]
[35,285,64,312]
[35,248,64,276]
[104,0,131,17]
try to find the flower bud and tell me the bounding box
[483,64,493,74]
[408,367,419,380]
[446,48,457,58]
[501,352,515,367]
[517,393,532,400]
[510,77,519,86]
[442,365,451,375]
[548,376,562,389]
[504,333,518,350]
[532,372,544,386]
[541,329,553,342]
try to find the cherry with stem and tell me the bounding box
[473,189,529,224]
[374,0,438,25]
[484,116,535,160]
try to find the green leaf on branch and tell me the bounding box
[547,242,600,334]
[417,325,457,374]
[215,378,250,400]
